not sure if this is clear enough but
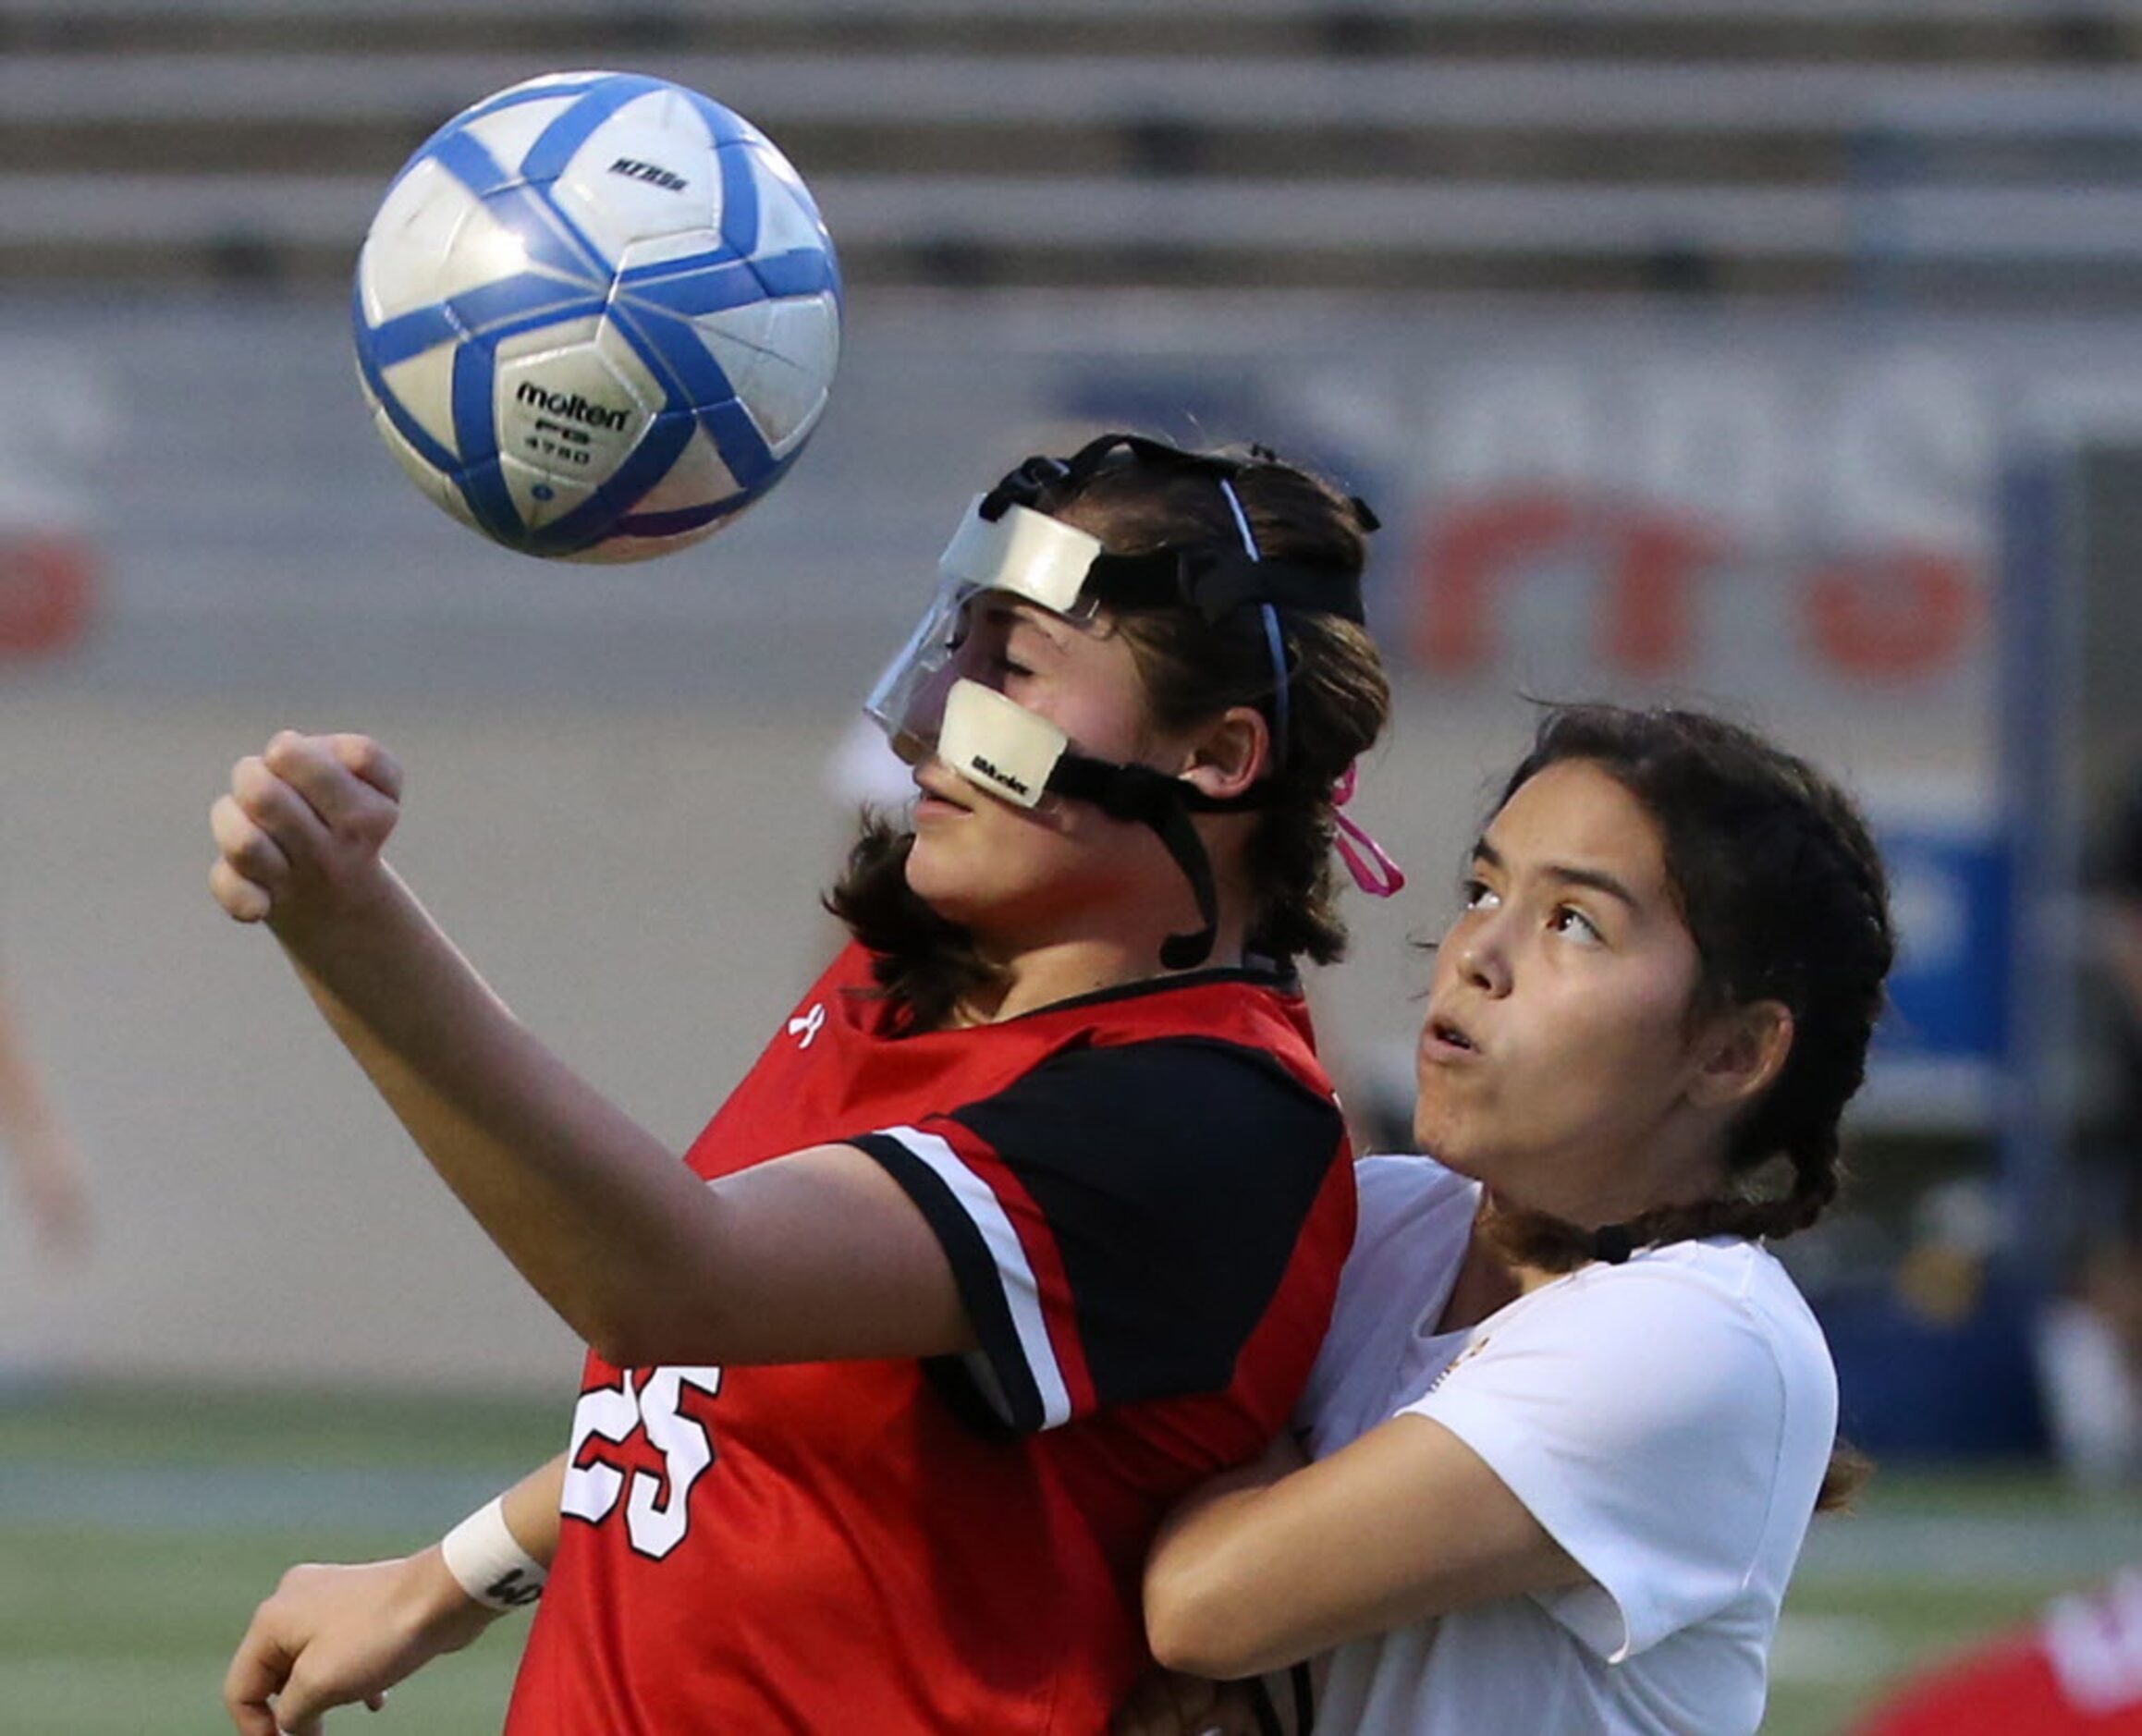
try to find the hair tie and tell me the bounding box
[1591,1224,1634,1265]
[1331,763,1405,898]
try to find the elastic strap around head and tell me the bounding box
[976,454,1071,520]
[1046,752,1266,970]
[1259,602,1291,773]
[1218,475,1261,562]
[1220,474,1293,773]
[978,433,1369,624]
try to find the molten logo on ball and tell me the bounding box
[513,382,633,434]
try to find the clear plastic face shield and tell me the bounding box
[859,434,1400,969]
[863,497,1112,811]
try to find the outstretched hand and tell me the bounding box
[209,733,405,928]
[224,1551,499,1736]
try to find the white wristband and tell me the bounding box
[440,1496,546,1610]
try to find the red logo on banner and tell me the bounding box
[0,534,96,659]
[1412,490,1977,682]
[1805,548,1977,676]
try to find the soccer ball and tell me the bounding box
[352,70,842,563]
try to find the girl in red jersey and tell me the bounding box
[211,434,1398,1736]
[1854,1569,2142,1735]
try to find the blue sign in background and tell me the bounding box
[1821,815,2040,1461]
[1871,821,2013,1067]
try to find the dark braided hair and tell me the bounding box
[1476,705,1894,1513]
[826,441,1389,1032]
[1482,704,1895,1270]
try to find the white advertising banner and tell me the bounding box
[2,294,2130,774]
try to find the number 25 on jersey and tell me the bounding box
[562,1366,724,1559]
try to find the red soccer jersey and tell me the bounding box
[507,942,1355,1734]
[1854,1571,2142,1735]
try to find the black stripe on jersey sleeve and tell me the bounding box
[849,1130,1045,1434]
[944,1038,1343,1412]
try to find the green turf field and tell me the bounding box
[2,1382,2135,1734]
[0,1384,549,1736]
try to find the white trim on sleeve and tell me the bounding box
[879,1124,1073,1429]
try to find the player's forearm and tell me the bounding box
[1144,1416,1585,1680]
[1143,1436,1313,1678]
[425,1453,567,1616]
[500,1455,566,1566]
[269,870,737,1364]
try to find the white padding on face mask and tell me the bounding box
[939,500,1102,615]
[937,679,1067,811]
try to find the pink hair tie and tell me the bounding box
[1332,763,1405,898]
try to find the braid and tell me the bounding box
[1779,1143,1842,1232]
[1480,704,1894,1269]
[1469,711,1893,1530]
[1489,1162,1822,1277]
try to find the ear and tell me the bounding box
[1686,999,1794,1115]
[1176,705,1269,801]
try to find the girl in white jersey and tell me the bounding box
[1118,703,1895,1736]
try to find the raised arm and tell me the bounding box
[1140,1413,1585,1680]
[209,731,969,1369]
[225,1455,566,1736]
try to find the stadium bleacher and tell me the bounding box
[0,0,2137,295]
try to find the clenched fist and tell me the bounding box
[210,732,404,927]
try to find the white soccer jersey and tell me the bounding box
[1294,1155,1838,1736]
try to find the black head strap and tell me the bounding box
[1046,752,1262,969]
[1095,544,1363,626]
[976,432,1370,628]
[977,452,1072,520]
[976,431,1374,971]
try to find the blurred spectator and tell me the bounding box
[1895,1175,2001,1326]
[1853,1568,2142,1733]
[0,968,89,1264]
[2038,783,2142,1488]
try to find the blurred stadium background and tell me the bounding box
[4,1,2142,1730]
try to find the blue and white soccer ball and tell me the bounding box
[352,71,842,563]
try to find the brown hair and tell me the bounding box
[825,441,1390,1031]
